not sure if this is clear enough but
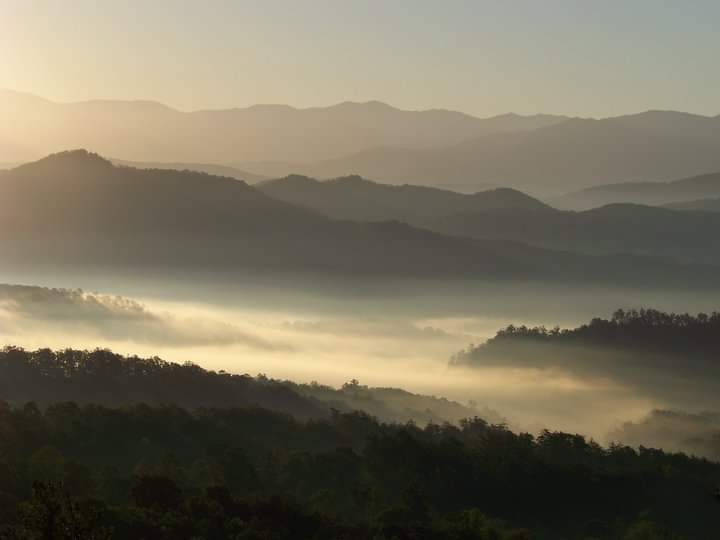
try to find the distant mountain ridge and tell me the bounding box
[4,90,720,193]
[294,112,720,193]
[551,171,720,210]
[0,90,567,164]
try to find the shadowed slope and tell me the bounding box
[2,150,719,288]
[258,174,551,221]
[552,171,720,210]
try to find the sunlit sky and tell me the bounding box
[1,0,719,118]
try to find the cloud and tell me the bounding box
[283,317,457,341]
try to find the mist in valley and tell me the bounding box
[2,270,718,449]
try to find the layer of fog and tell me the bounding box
[611,410,720,460]
[1,267,718,450]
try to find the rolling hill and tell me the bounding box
[256,174,720,265]
[423,203,720,265]
[257,174,551,222]
[451,308,720,409]
[664,197,720,212]
[2,150,718,289]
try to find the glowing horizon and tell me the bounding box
[2,0,719,118]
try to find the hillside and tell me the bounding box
[0,345,477,425]
[552,171,720,210]
[257,174,551,221]
[422,202,720,265]
[257,174,720,265]
[664,197,720,212]
[2,150,719,289]
[451,308,720,409]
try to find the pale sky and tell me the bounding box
[1,0,718,118]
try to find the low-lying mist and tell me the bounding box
[1,269,719,451]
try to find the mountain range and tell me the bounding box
[4,90,720,194]
[0,90,566,164]
[285,113,720,193]
[2,150,717,289]
[257,174,549,222]
[258,174,720,265]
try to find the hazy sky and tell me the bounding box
[2,0,718,118]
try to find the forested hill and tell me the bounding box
[0,346,477,425]
[451,309,720,408]
[0,401,716,539]
[455,308,720,360]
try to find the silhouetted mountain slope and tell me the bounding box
[257,174,720,265]
[111,158,268,183]
[0,345,478,424]
[423,202,720,265]
[0,90,567,163]
[552,172,720,210]
[301,114,720,192]
[664,197,720,212]
[257,174,551,221]
[2,150,719,288]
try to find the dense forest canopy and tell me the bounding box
[452,309,720,438]
[0,401,716,539]
[0,346,477,426]
[455,308,720,359]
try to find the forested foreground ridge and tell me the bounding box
[0,400,717,539]
[0,347,477,425]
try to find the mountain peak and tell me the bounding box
[17,149,114,173]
